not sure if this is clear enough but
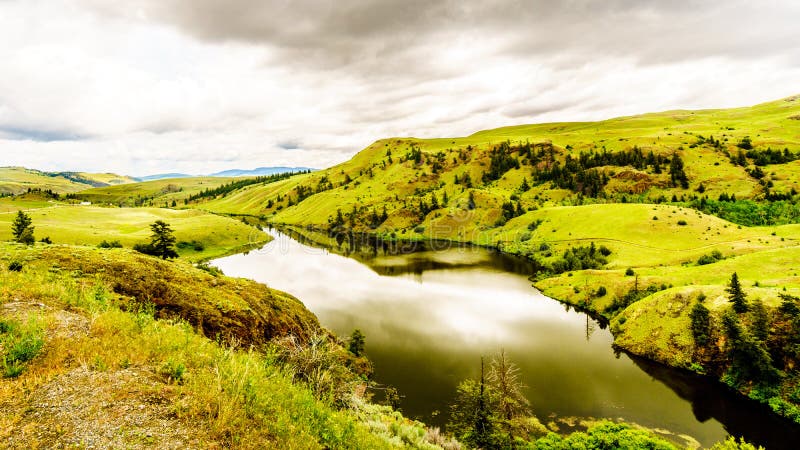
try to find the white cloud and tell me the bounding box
[0,0,798,175]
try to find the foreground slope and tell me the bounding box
[0,243,453,448]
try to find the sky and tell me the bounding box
[0,0,798,176]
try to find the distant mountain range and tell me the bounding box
[135,167,316,181]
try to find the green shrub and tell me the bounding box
[161,359,186,384]
[698,249,724,265]
[625,268,635,276]
[596,286,607,297]
[196,262,224,277]
[7,261,23,272]
[1,318,45,378]
[98,240,123,249]
[677,220,688,226]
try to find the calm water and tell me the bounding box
[213,230,799,449]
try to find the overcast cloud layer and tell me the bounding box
[1,0,799,175]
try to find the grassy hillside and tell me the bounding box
[71,177,240,207]
[193,95,800,221]
[181,95,800,426]
[0,206,267,261]
[0,167,135,195]
[0,243,459,448]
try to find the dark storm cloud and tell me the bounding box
[129,0,800,69]
[4,0,797,174]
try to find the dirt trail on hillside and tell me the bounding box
[1,301,209,449]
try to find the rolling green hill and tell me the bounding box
[186,95,800,425]
[193,95,800,221]
[69,177,241,207]
[0,167,136,195]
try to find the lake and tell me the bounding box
[213,229,799,449]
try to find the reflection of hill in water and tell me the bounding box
[279,227,536,276]
[629,353,800,449]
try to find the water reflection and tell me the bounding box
[213,229,798,449]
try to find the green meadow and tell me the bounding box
[0,206,267,261]
[73,176,240,207]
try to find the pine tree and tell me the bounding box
[11,210,35,245]
[348,329,365,357]
[726,272,749,313]
[149,220,178,259]
[690,301,711,346]
[669,153,689,188]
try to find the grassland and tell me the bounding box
[0,167,136,195]
[0,195,54,213]
[71,176,240,207]
[0,206,267,261]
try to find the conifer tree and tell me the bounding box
[726,272,749,313]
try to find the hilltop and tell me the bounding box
[193,95,800,221]
[0,167,137,196]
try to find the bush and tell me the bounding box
[698,249,724,265]
[178,240,205,252]
[133,242,157,256]
[528,219,543,231]
[40,236,52,244]
[677,220,688,226]
[598,245,612,256]
[161,359,186,384]
[98,240,123,249]
[0,318,45,378]
[196,262,224,277]
[596,286,607,297]
[625,268,635,276]
[7,261,23,272]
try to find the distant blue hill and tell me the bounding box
[135,167,316,181]
[208,167,316,177]
[135,173,194,181]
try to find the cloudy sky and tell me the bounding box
[1,0,798,176]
